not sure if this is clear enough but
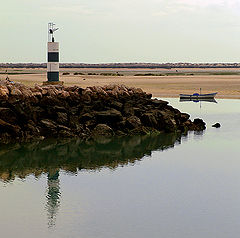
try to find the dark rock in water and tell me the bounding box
[91,124,114,139]
[0,80,206,144]
[193,118,206,131]
[212,123,221,128]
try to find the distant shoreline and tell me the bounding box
[1,68,240,99]
[1,63,240,69]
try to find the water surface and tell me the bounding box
[0,98,239,238]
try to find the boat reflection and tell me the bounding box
[180,98,217,103]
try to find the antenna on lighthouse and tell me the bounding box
[48,22,59,42]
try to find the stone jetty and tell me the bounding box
[0,80,205,144]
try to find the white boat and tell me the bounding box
[179,92,217,99]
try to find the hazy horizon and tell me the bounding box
[2,0,240,63]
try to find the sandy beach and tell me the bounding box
[1,68,240,98]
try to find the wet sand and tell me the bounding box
[1,68,240,98]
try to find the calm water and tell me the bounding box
[0,98,240,238]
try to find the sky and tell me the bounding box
[1,0,240,63]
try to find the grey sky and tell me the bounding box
[1,0,240,63]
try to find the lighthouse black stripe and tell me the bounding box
[47,72,59,81]
[48,52,59,62]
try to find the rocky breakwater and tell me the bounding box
[0,80,205,144]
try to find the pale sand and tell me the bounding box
[1,68,240,98]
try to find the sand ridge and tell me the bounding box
[1,68,240,98]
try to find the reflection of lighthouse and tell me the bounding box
[46,169,61,228]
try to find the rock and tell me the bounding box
[126,116,142,129]
[79,113,94,123]
[129,126,149,135]
[32,107,45,123]
[39,119,58,135]
[53,106,67,113]
[40,95,62,107]
[40,119,57,129]
[56,112,68,125]
[68,115,81,130]
[212,123,221,128]
[32,91,42,98]
[9,87,22,96]
[17,85,33,98]
[0,86,9,100]
[58,90,70,99]
[133,88,144,94]
[91,124,114,138]
[180,113,190,123]
[123,103,135,116]
[141,112,159,129]
[58,125,74,138]
[95,109,123,125]
[193,118,206,131]
[0,118,20,134]
[146,93,152,99]
[151,99,168,107]
[111,101,123,111]
[0,80,206,144]
[47,87,58,97]
[0,107,17,124]
[26,121,40,137]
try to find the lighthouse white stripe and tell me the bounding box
[48,42,59,52]
[47,62,59,72]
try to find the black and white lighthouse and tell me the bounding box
[47,23,60,82]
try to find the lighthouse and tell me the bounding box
[44,23,63,85]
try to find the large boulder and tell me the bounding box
[126,116,142,129]
[91,124,114,138]
[95,109,123,125]
[141,112,159,129]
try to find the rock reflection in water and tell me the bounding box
[0,133,182,182]
[0,133,184,227]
